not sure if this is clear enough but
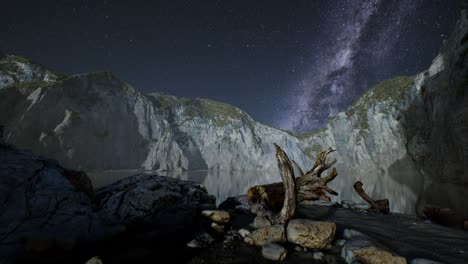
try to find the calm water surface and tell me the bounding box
[88,169,281,204]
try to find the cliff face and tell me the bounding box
[302,9,468,215]
[0,9,466,215]
[0,67,309,177]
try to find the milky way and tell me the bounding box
[283,0,426,132]
[1,0,460,131]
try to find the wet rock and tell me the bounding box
[84,256,103,264]
[238,228,251,238]
[251,215,272,229]
[187,233,215,248]
[249,225,286,246]
[286,219,336,249]
[342,238,407,264]
[262,243,287,261]
[202,210,231,223]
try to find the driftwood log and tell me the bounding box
[247,145,339,213]
[353,181,389,213]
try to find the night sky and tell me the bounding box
[0,0,461,132]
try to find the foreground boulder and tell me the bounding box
[0,147,115,263]
[286,219,336,249]
[96,174,215,224]
[0,146,216,263]
[245,225,286,246]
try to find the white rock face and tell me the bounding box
[0,68,310,178]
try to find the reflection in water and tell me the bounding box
[88,169,281,204]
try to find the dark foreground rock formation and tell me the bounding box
[0,145,215,264]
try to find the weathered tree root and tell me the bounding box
[353,181,389,214]
[247,144,339,222]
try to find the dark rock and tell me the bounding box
[219,195,250,211]
[0,147,216,263]
[0,148,116,263]
[63,169,95,200]
[96,174,215,224]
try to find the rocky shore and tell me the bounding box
[1,143,468,264]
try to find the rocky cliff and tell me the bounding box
[0,65,309,176]
[0,8,466,216]
[302,8,468,215]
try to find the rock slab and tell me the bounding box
[286,219,336,249]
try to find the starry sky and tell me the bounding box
[0,0,461,132]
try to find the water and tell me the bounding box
[88,169,281,204]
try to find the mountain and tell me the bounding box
[0,57,309,176]
[0,8,466,216]
[301,10,468,215]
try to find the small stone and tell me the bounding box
[211,222,225,233]
[250,225,286,246]
[251,215,272,229]
[186,233,215,248]
[286,219,336,249]
[202,210,230,223]
[84,257,103,264]
[313,252,325,261]
[238,228,251,238]
[411,259,443,264]
[262,243,287,261]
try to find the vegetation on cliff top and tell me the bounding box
[346,76,414,129]
[150,93,248,127]
[0,55,69,83]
